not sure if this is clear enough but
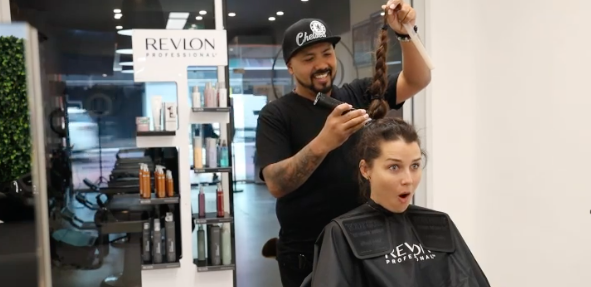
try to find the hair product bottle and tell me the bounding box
[221,223,232,265]
[142,221,151,262]
[139,163,146,198]
[191,86,201,108]
[206,137,218,168]
[216,183,224,217]
[198,185,205,218]
[155,165,166,198]
[217,82,228,108]
[209,225,221,265]
[193,135,203,169]
[144,164,151,198]
[197,225,206,263]
[165,170,174,197]
[204,82,216,107]
[165,212,176,262]
[220,140,229,167]
[152,219,162,264]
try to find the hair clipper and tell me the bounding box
[313,92,352,114]
[313,93,372,125]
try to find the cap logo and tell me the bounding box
[295,20,327,46]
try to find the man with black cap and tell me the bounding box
[255,1,431,286]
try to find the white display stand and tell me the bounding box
[131,28,234,287]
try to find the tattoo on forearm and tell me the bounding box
[267,145,325,195]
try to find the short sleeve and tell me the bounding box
[340,72,404,110]
[255,104,292,181]
[307,222,357,287]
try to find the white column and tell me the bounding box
[424,0,591,287]
[0,0,11,23]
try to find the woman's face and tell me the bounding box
[360,139,423,213]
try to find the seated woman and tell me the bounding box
[301,117,490,286]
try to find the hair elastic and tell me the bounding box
[370,94,384,101]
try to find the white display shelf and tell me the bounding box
[192,166,232,173]
[136,132,177,148]
[190,108,230,124]
[142,262,181,270]
[193,212,234,224]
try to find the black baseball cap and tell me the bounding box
[282,18,341,64]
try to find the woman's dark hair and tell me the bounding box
[356,117,422,199]
[366,9,391,120]
[356,9,424,199]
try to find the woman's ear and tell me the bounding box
[359,159,370,180]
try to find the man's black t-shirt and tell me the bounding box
[255,74,404,255]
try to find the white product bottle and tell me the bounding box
[218,82,228,108]
[191,86,201,108]
[221,223,232,265]
[205,82,215,107]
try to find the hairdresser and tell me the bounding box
[255,1,430,286]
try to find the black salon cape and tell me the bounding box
[300,200,490,287]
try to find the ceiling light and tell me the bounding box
[116,26,123,29]
[113,9,121,13]
[196,16,203,20]
[167,12,189,29]
[380,11,385,16]
[116,48,133,55]
[114,13,122,19]
[228,12,236,17]
[301,0,309,2]
[117,29,133,36]
[169,12,190,19]
[276,11,284,16]
[268,17,276,21]
[199,10,207,15]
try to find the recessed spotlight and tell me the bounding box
[276,11,284,16]
[196,16,203,20]
[301,0,309,2]
[114,13,122,19]
[199,10,207,15]
[117,29,133,36]
[268,16,276,21]
[113,9,121,13]
[228,12,236,17]
[116,26,123,29]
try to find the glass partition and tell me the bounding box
[9,1,220,286]
[0,22,43,287]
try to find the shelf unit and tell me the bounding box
[190,106,236,274]
[130,9,235,285]
[135,96,236,286]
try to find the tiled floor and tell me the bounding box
[233,184,282,287]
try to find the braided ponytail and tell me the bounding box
[366,10,390,120]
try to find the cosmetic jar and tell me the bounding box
[136,117,150,131]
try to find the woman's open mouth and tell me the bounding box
[398,192,411,203]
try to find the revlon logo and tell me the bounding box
[145,38,216,51]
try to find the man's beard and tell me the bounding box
[296,67,336,94]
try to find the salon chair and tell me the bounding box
[56,190,151,286]
[0,221,39,287]
[0,174,40,286]
[0,173,35,223]
[95,194,151,287]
